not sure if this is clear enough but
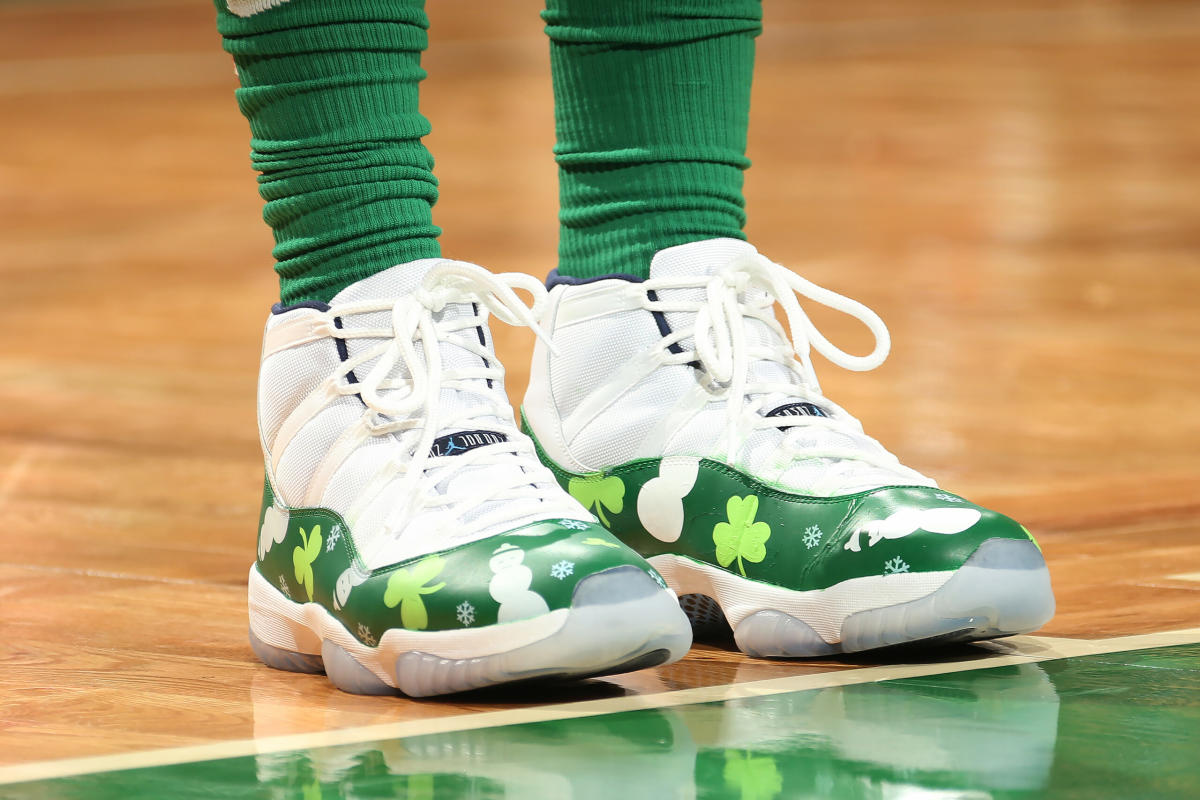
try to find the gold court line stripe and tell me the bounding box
[2,626,1199,787]
[1169,572,1200,582]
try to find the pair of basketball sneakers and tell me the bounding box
[250,238,1055,697]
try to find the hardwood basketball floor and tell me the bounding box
[1,0,1198,792]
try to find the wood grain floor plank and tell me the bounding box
[1,0,1197,767]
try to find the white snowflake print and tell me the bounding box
[325,524,342,552]
[802,524,823,549]
[456,601,476,627]
[550,560,575,580]
[558,519,589,530]
[277,574,292,599]
[883,557,910,575]
[934,493,963,503]
[356,622,377,647]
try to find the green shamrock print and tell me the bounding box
[405,775,435,798]
[582,537,621,548]
[383,555,447,630]
[723,750,783,800]
[713,495,772,577]
[292,525,323,601]
[568,474,625,526]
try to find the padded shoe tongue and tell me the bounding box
[330,260,546,543]
[648,241,925,494]
[329,258,446,303]
[329,259,510,445]
[646,238,760,281]
[647,238,801,403]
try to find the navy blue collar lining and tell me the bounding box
[545,269,645,289]
[272,300,331,314]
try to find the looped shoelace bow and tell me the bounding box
[691,252,890,392]
[645,253,929,491]
[329,263,563,548]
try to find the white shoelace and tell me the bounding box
[643,252,931,494]
[328,263,569,550]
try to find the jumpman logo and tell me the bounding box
[443,437,465,455]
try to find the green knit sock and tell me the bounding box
[543,0,761,280]
[215,0,440,304]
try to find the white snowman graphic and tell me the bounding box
[257,504,289,561]
[332,565,369,611]
[637,457,700,543]
[489,543,550,623]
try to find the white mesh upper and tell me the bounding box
[258,330,339,451]
[319,435,393,512]
[650,241,797,393]
[332,266,511,444]
[258,260,586,569]
[567,370,687,469]
[274,395,364,503]
[535,239,936,496]
[662,402,726,458]
[549,308,658,420]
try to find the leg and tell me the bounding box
[544,0,761,280]
[526,0,1054,657]
[216,0,439,303]
[216,0,691,695]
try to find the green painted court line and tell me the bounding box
[6,640,1200,800]
[3,627,1199,787]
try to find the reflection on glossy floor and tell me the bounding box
[10,644,1200,799]
[1,0,1199,797]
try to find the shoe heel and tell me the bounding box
[248,627,324,674]
[247,565,324,673]
[248,566,398,694]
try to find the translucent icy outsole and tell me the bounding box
[249,634,323,674]
[698,539,1055,657]
[249,565,692,697]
